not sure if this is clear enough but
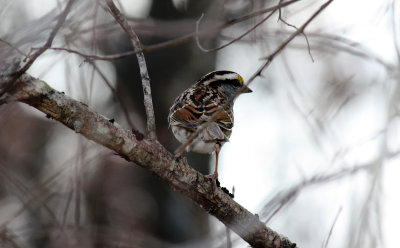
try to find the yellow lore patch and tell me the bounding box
[237,74,244,84]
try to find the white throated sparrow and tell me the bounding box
[168,70,252,183]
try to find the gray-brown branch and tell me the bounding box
[0,73,297,248]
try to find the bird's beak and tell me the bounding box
[241,86,252,93]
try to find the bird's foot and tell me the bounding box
[174,154,188,164]
[174,145,186,158]
[205,172,219,192]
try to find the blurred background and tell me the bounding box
[0,0,399,247]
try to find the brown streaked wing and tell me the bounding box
[169,101,203,129]
[215,109,233,130]
[203,103,233,130]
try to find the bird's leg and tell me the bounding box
[174,146,186,158]
[213,144,220,180]
[206,143,221,190]
[173,138,187,163]
[174,135,193,158]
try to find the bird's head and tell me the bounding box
[198,70,252,99]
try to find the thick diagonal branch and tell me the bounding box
[106,0,157,140]
[0,73,297,248]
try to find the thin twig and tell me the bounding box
[50,0,300,62]
[261,164,366,224]
[0,0,75,100]
[274,30,394,70]
[12,0,76,77]
[0,38,28,57]
[260,145,400,223]
[176,0,335,154]
[0,164,71,244]
[196,7,277,53]
[106,0,157,140]
[322,206,342,248]
[277,0,314,62]
[51,46,136,61]
[391,0,400,63]
[89,60,138,129]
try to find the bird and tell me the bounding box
[168,70,252,185]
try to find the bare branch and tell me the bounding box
[322,207,342,248]
[105,0,157,140]
[0,73,297,248]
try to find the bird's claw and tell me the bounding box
[205,173,219,192]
